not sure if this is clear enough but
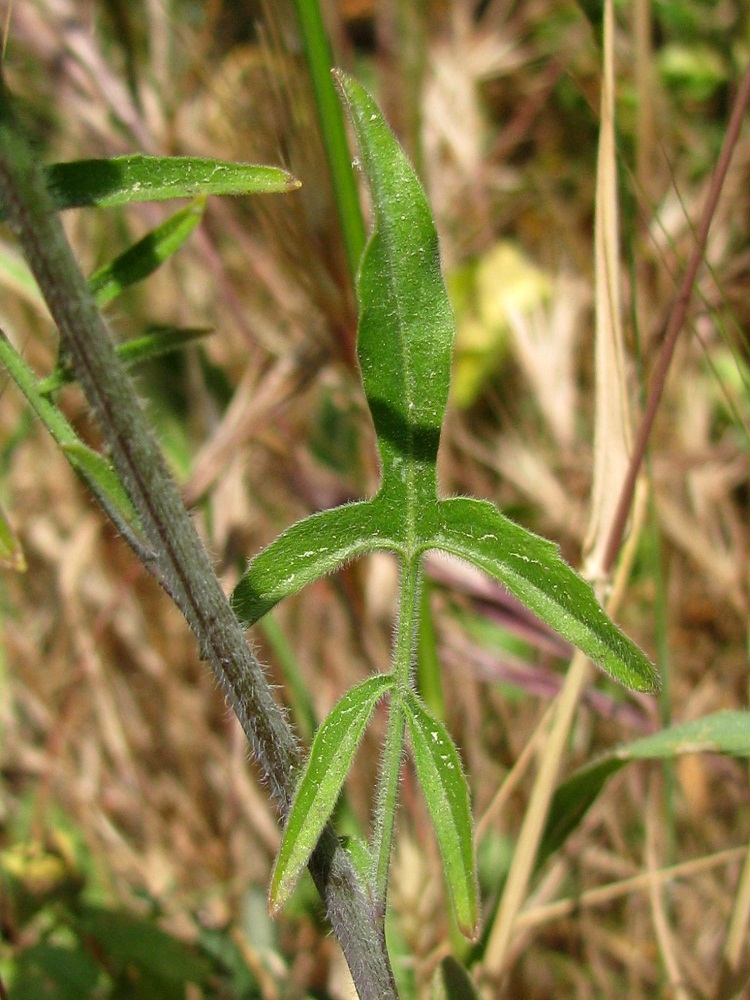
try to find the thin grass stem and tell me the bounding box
[292,0,366,284]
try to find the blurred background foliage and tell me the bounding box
[0,0,749,996]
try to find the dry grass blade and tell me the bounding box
[481,1,628,979]
[604,55,750,572]
[583,0,633,583]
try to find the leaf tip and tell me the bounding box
[268,860,295,919]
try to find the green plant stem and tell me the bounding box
[0,75,396,1000]
[292,0,366,283]
[372,555,423,908]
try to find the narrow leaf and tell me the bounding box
[434,496,658,693]
[61,442,138,525]
[334,71,453,517]
[231,500,387,628]
[269,674,392,914]
[40,326,211,396]
[0,329,139,529]
[88,198,206,306]
[539,711,750,869]
[431,957,482,1000]
[0,156,299,219]
[404,692,478,937]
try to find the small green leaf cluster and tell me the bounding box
[230,72,659,938]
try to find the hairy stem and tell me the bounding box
[0,74,396,1000]
[372,556,422,908]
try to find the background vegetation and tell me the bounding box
[1,0,749,997]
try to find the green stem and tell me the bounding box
[372,555,423,908]
[292,0,366,283]
[0,73,396,1000]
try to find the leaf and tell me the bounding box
[22,155,300,213]
[88,198,206,306]
[434,496,658,693]
[231,500,387,628]
[334,70,454,529]
[404,692,478,937]
[538,711,750,869]
[61,441,137,523]
[74,903,212,986]
[431,957,482,1000]
[14,942,100,996]
[269,674,392,914]
[40,326,212,396]
[0,330,139,530]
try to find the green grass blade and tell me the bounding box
[434,496,658,693]
[88,198,206,306]
[293,3,366,282]
[0,156,299,218]
[538,710,750,870]
[334,71,454,519]
[231,500,386,628]
[404,691,478,938]
[270,674,392,914]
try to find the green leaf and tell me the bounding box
[404,692,478,937]
[434,496,658,693]
[229,73,657,939]
[46,156,300,209]
[269,673,392,913]
[231,500,387,627]
[334,70,454,531]
[88,198,206,306]
[538,711,750,870]
[431,957,482,1000]
[74,903,211,986]
[0,156,299,219]
[40,326,212,396]
[0,330,139,530]
[13,942,100,996]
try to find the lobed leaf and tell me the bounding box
[231,500,388,628]
[538,710,750,869]
[333,71,453,515]
[404,692,478,937]
[434,496,658,693]
[0,156,299,219]
[269,674,392,914]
